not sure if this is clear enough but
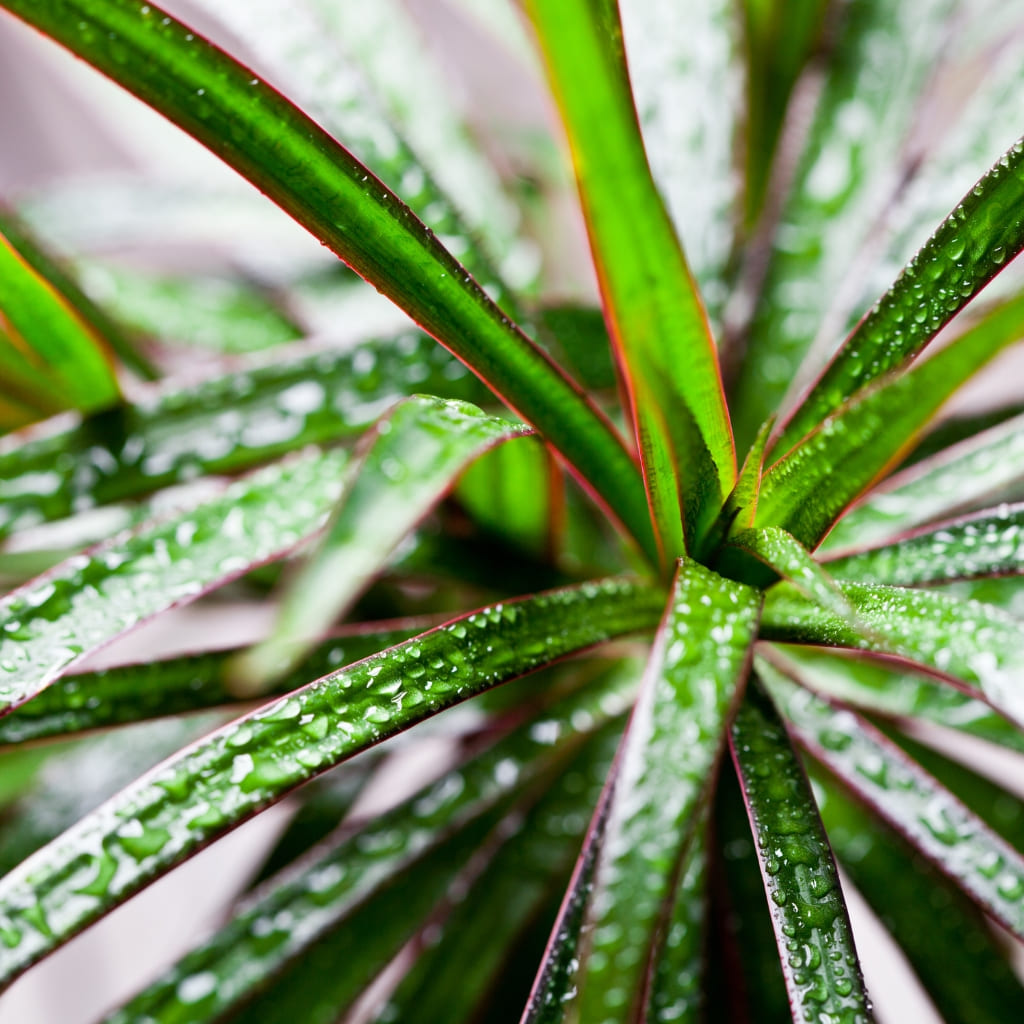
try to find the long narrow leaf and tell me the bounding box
[0,448,348,713]
[0,0,656,564]
[762,581,1024,727]
[526,0,735,560]
[0,577,663,989]
[0,333,485,539]
[757,290,1024,548]
[106,664,639,1023]
[729,679,872,1023]
[0,229,121,414]
[814,766,1024,1023]
[235,396,529,686]
[774,133,1024,455]
[764,665,1024,942]
[823,408,1024,552]
[825,502,1024,586]
[558,559,761,1020]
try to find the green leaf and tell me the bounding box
[106,664,638,1023]
[0,228,121,415]
[0,205,155,379]
[761,580,1024,727]
[526,0,735,561]
[825,502,1024,586]
[0,0,655,566]
[822,407,1024,552]
[0,332,486,539]
[763,665,1024,942]
[728,678,871,1023]
[232,397,530,687]
[0,577,663,989]
[814,767,1024,1024]
[373,725,622,1024]
[774,133,1024,456]
[756,290,1024,548]
[555,559,761,1020]
[0,448,348,713]
[0,625,418,746]
[732,0,958,450]
[620,0,742,329]
[766,646,1024,758]
[718,526,853,621]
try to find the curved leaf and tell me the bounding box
[0,577,663,989]
[105,662,639,1023]
[764,666,1024,942]
[728,678,872,1024]
[757,290,1024,548]
[762,580,1024,727]
[550,559,761,1020]
[825,502,1024,586]
[234,397,529,687]
[0,449,348,713]
[526,0,735,561]
[823,408,1024,552]
[0,0,655,564]
[774,133,1024,455]
[814,767,1024,1024]
[0,332,485,539]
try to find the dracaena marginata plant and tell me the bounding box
[2,0,1024,1021]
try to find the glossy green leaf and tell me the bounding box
[0,577,663,989]
[718,526,852,621]
[774,133,1024,456]
[561,559,761,1020]
[762,580,1024,727]
[756,290,1024,548]
[107,664,638,1023]
[234,397,530,687]
[732,0,957,450]
[0,205,155,378]
[825,502,1024,586]
[0,448,348,713]
[764,665,1024,942]
[0,332,486,539]
[620,0,742,328]
[729,679,870,1023]
[373,725,621,1024]
[0,625,417,746]
[823,408,1024,552]
[765,646,1024,758]
[526,0,735,561]
[0,0,655,566]
[814,767,1024,1024]
[0,229,121,414]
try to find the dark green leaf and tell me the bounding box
[729,679,871,1023]
[0,577,663,989]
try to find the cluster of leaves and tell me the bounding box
[1,0,1024,1021]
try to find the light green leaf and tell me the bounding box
[729,678,871,1024]
[0,577,663,989]
[762,580,1024,727]
[0,449,348,713]
[0,333,486,540]
[233,396,530,687]
[526,0,736,561]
